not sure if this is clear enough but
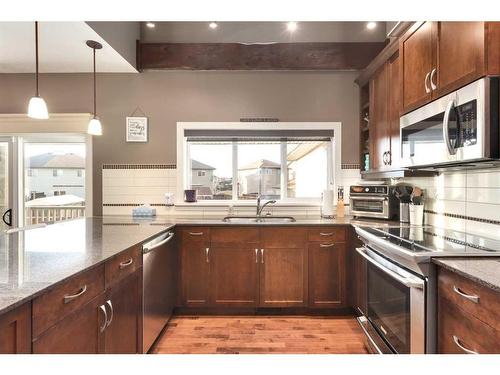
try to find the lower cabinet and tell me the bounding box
[0,303,31,354]
[260,247,308,307]
[210,246,259,307]
[180,226,348,310]
[308,242,346,308]
[104,272,140,354]
[33,294,106,354]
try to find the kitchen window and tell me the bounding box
[178,122,341,204]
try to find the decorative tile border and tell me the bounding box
[341,163,360,170]
[102,164,176,170]
[425,209,500,226]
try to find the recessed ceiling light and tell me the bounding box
[287,21,298,32]
[146,22,155,28]
[209,22,218,29]
[366,22,377,30]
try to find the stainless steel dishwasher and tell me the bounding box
[142,230,177,353]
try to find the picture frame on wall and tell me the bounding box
[126,116,148,142]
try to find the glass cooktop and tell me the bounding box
[357,225,500,255]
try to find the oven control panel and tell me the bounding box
[350,185,389,195]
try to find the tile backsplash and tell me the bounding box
[102,163,361,217]
[400,166,500,240]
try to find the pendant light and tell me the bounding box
[27,21,49,119]
[86,40,103,135]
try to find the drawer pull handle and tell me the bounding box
[320,243,335,248]
[63,285,87,304]
[189,232,204,236]
[320,232,334,236]
[453,285,479,303]
[453,335,478,354]
[119,258,134,269]
[106,299,114,327]
[99,304,108,333]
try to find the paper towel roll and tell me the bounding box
[321,189,334,217]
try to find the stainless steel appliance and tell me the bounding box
[349,185,399,220]
[142,230,177,353]
[355,225,500,354]
[400,77,499,168]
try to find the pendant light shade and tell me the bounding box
[28,96,49,119]
[87,117,103,136]
[86,40,103,135]
[28,21,49,119]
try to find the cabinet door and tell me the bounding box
[369,65,390,170]
[0,303,31,354]
[210,246,259,307]
[400,21,434,113]
[33,295,106,354]
[104,272,140,354]
[387,52,401,168]
[181,238,210,307]
[309,242,346,308]
[259,247,308,307]
[434,22,485,97]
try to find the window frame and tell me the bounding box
[177,122,342,206]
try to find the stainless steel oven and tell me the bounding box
[349,185,398,220]
[400,77,499,168]
[356,246,426,354]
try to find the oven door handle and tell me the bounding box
[355,247,424,289]
[350,196,387,201]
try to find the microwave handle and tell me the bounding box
[443,100,457,156]
[355,247,424,289]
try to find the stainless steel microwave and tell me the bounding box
[400,77,499,168]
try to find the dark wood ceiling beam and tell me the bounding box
[137,41,387,71]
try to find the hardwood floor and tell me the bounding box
[151,315,368,354]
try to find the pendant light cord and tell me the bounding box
[93,47,97,117]
[35,21,39,97]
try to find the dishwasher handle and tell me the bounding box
[143,232,175,254]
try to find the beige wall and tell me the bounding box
[0,71,360,214]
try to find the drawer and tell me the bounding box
[33,265,105,337]
[260,227,307,248]
[181,227,210,243]
[438,295,500,354]
[307,227,346,242]
[438,268,500,330]
[211,227,259,246]
[105,246,141,286]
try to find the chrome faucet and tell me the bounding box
[256,196,276,216]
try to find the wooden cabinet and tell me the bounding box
[210,246,259,307]
[33,294,106,354]
[104,271,141,354]
[368,51,401,170]
[260,228,308,307]
[437,267,500,354]
[0,303,31,354]
[400,21,434,112]
[308,242,346,308]
[181,227,211,306]
[400,21,500,114]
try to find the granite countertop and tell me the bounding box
[433,258,500,293]
[0,215,397,315]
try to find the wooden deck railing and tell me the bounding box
[26,205,85,225]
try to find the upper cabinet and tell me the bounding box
[400,22,434,113]
[400,21,500,114]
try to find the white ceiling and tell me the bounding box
[0,22,137,73]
